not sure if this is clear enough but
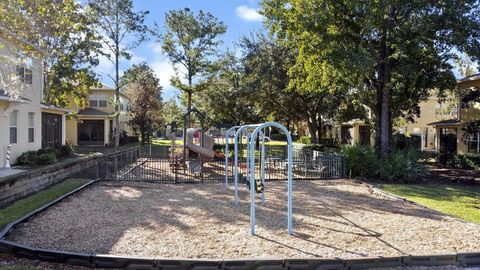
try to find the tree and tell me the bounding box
[123,63,163,144]
[263,0,480,157]
[162,98,183,129]
[238,33,347,143]
[197,50,265,127]
[0,0,100,107]
[159,8,226,126]
[88,0,150,149]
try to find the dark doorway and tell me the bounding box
[78,120,105,146]
[358,126,370,146]
[42,112,62,148]
[341,126,353,145]
[439,128,457,155]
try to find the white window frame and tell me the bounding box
[467,132,480,154]
[28,112,35,143]
[10,110,18,144]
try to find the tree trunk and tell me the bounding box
[307,115,318,144]
[186,91,192,127]
[317,115,322,145]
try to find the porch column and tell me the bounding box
[61,114,66,145]
[104,118,110,146]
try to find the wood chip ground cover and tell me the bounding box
[6,180,480,260]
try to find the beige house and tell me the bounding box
[65,84,132,146]
[399,75,480,155]
[0,43,67,167]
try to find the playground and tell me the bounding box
[2,117,480,268]
[7,180,480,259]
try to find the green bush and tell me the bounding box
[302,144,322,151]
[270,133,287,141]
[57,144,75,157]
[298,136,311,144]
[451,155,479,170]
[16,151,38,165]
[37,148,60,157]
[36,153,58,165]
[340,144,378,178]
[378,149,426,183]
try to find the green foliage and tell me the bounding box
[378,149,426,183]
[391,133,422,150]
[0,179,87,229]
[36,153,58,165]
[340,145,378,178]
[0,0,101,107]
[298,136,311,144]
[270,133,287,141]
[451,155,480,170]
[58,144,76,157]
[263,0,480,156]
[159,7,226,116]
[16,151,38,166]
[17,145,75,166]
[123,63,163,144]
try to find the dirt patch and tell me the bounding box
[6,180,480,260]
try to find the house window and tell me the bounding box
[98,100,107,107]
[10,110,18,144]
[89,99,98,107]
[120,103,124,111]
[16,65,32,84]
[467,132,480,154]
[28,112,35,143]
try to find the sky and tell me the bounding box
[95,0,267,101]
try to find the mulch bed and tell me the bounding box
[6,180,480,260]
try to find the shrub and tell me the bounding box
[36,153,58,165]
[298,136,311,144]
[378,149,426,183]
[270,133,287,141]
[57,144,75,157]
[37,148,60,158]
[302,144,322,152]
[16,151,38,166]
[451,155,479,170]
[340,144,378,178]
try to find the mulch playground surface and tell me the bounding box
[6,180,480,260]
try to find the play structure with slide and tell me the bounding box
[169,108,215,174]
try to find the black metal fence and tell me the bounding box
[97,144,345,183]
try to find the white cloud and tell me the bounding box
[148,43,182,99]
[235,5,265,22]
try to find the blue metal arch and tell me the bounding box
[249,122,293,236]
[224,126,240,188]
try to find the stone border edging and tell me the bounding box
[0,179,479,269]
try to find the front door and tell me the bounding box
[439,128,457,155]
[42,112,62,148]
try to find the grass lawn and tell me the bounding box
[380,183,480,224]
[0,179,89,229]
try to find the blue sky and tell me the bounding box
[96,0,266,101]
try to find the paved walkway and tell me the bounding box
[0,168,25,179]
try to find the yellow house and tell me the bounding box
[394,74,480,155]
[397,93,458,152]
[65,84,132,146]
[426,74,480,155]
[0,41,67,167]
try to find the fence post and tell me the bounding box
[96,156,100,179]
[149,143,152,157]
[340,155,346,178]
[174,156,178,183]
